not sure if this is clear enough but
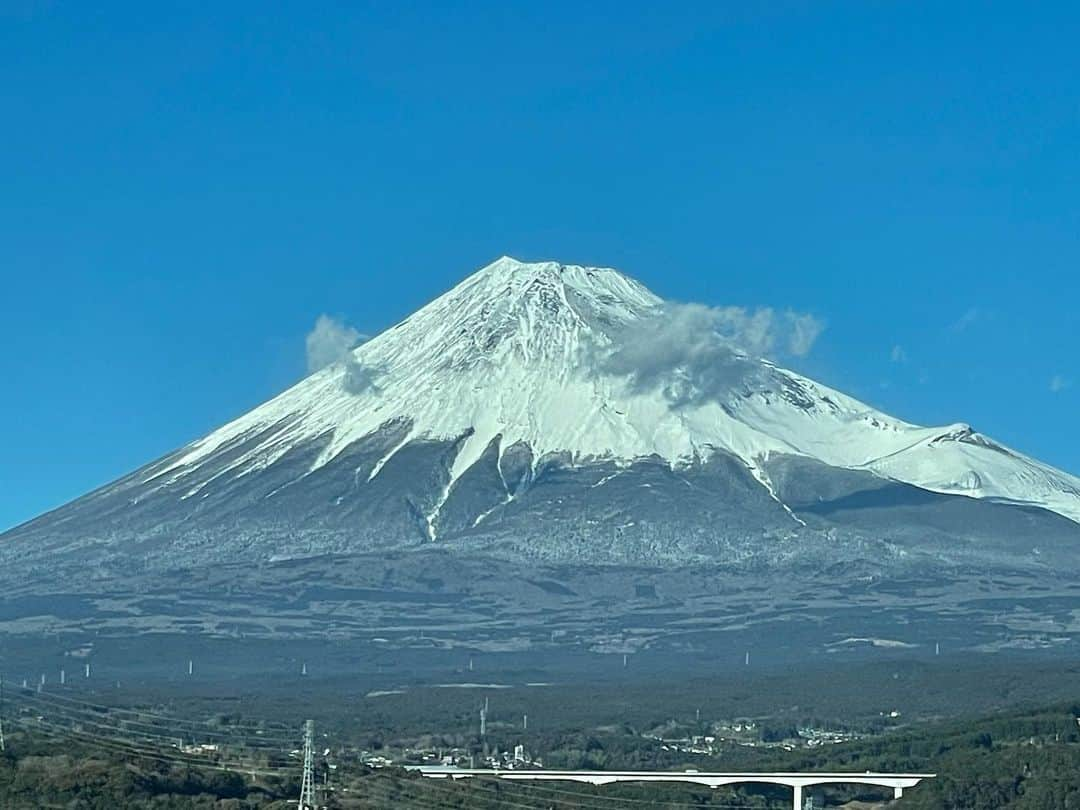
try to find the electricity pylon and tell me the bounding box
[299,719,316,809]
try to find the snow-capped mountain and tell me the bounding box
[4,257,1079,573]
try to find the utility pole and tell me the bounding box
[299,720,316,810]
[60,669,65,686]
[188,659,193,676]
[85,663,90,679]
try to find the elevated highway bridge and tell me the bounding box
[409,766,935,808]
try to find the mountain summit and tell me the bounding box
[4,257,1079,574]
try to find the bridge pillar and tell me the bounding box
[894,786,904,800]
[793,784,803,809]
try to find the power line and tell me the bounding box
[367,779,505,810]
[367,776,577,810]
[7,696,298,784]
[8,690,293,749]
[6,690,309,805]
[12,716,289,778]
[10,695,189,749]
[9,689,296,746]
[11,683,297,730]
[29,723,285,779]
[14,686,296,734]
[380,775,677,810]
[15,714,249,768]
[385,774,787,810]
[507,780,773,809]
[361,781,455,810]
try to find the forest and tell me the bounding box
[2,700,1079,808]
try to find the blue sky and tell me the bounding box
[1,2,1078,531]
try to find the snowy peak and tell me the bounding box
[357,257,656,382]
[148,256,1080,527]
[436,255,660,319]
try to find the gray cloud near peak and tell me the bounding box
[601,302,825,407]
[305,314,364,373]
[304,314,376,394]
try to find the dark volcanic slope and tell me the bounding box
[4,425,1078,579]
[3,257,1079,579]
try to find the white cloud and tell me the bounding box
[1050,374,1071,394]
[304,314,378,394]
[704,305,825,358]
[305,314,364,373]
[890,345,907,363]
[601,302,825,407]
[787,312,826,358]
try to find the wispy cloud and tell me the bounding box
[1050,374,1071,394]
[890,345,907,363]
[343,359,379,394]
[788,313,825,358]
[306,314,364,372]
[601,302,825,407]
[304,315,376,394]
[951,306,981,333]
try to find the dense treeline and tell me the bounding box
[798,705,1080,810]
[368,704,1080,809]
[97,656,1080,750]
[2,703,1080,807]
[0,732,295,809]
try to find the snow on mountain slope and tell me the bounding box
[143,256,1080,525]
